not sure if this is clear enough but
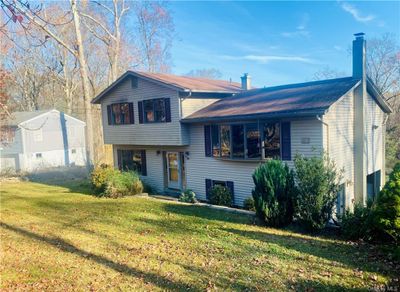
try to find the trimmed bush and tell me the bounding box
[293,154,343,231]
[373,163,400,243]
[252,159,295,227]
[243,197,255,211]
[90,164,119,194]
[209,185,232,207]
[340,202,375,241]
[104,171,143,198]
[179,189,197,203]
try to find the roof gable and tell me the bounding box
[4,110,85,127]
[92,71,242,104]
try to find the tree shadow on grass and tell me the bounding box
[290,279,369,292]
[222,227,397,278]
[163,203,256,225]
[0,222,193,291]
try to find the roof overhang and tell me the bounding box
[366,78,392,113]
[181,108,327,124]
[92,71,240,104]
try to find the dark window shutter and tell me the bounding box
[165,98,171,122]
[138,101,144,124]
[281,122,291,161]
[117,149,122,169]
[226,181,234,205]
[128,103,134,124]
[204,125,212,157]
[141,150,147,176]
[107,105,112,125]
[205,179,212,200]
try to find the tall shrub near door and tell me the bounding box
[293,154,343,231]
[252,160,295,227]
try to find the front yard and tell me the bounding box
[0,180,398,291]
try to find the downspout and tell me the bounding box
[316,115,329,155]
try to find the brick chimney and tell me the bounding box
[241,73,251,90]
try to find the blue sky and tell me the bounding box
[169,1,400,87]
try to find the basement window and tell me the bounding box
[36,153,42,158]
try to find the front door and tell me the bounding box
[167,152,180,189]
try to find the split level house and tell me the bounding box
[0,109,86,172]
[92,33,391,213]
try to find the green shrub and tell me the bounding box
[293,153,343,231]
[179,189,197,203]
[373,163,400,243]
[252,160,295,227]
[340,203,375,241]
[90,164,119,194]
[243,197,255,211]
[104,171,143,198]
[209,185,232,207]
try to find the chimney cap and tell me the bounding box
[354,32,365,39]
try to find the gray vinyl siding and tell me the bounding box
[22,111,85,153]
[101,78,184,145]
[0,128,23,155]
[365,93,385,176]
[323,91,355,208]
[185,119,323,206]
[180,98,221,145]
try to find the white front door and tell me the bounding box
[167,152,180,189]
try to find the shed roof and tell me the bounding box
[182,77,362,122]
[4,110,50,126]
[92,71,242,103]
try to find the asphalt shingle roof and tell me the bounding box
[182,77,361,122]
[3,110,50,126]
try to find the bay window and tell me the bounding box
[205,121,287,160]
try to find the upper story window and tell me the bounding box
[138,98,171,124]
[107,103,134,125]
[144,98,166,123]
[205,121,289,161]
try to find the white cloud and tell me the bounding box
[220,54,314,64]
[340,2,375,22]
[282,13,310,38]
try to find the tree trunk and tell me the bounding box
[70,0,95,167]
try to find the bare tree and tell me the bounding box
[133,1,173,72]
[185,68,223,79]
[311,66,346,81]
[2,0,96,166]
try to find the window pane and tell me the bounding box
[264,122,280,158]
[246,123,260,158]
[144,100,154,122]
[220,125,231,158]
[154,99,166,122]
[232,125,244,158]
[211,125,220,157]
[112,104,122,124]
[120,103,130,124]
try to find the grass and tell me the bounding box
[1,180,398,291]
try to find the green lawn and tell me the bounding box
[0,180,397,291]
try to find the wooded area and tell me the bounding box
[1,1,399,168]
[1,0,173,165]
